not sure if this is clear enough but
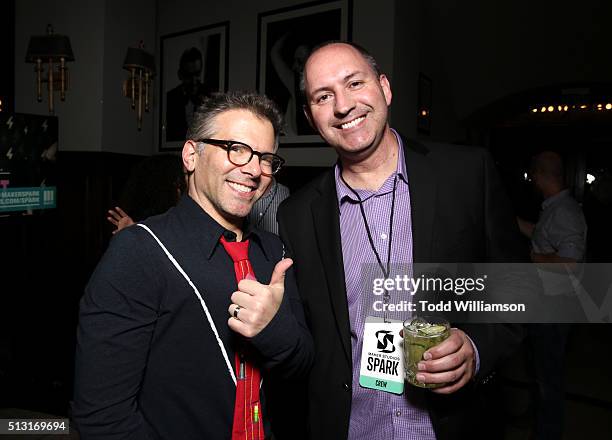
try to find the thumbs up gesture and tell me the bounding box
[228,258,293,338]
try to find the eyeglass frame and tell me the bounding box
[195,138,285,176]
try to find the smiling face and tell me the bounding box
[302,43,392,159]
[183,109,274,231]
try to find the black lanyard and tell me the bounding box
[341,173,398,320]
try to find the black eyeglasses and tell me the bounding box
[197,138,285,176]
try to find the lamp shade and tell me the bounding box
[26,34,74,62]
[123,47,155,74]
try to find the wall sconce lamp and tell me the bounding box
[25,25,75,114]
[122,42,155,130]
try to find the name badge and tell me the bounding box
[359,316,405,394]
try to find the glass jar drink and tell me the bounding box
[403,316,451,388]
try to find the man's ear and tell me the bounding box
[182,140,198,173]
[303,105,315,129]
[379,74,392,106]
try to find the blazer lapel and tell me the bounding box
[306,137,436,366]
[402,137,436,263]
[311,171,352,366]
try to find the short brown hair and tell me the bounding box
[187,91,284,150]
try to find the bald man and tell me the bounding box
[518,150,586,440]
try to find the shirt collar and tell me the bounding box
[334,128,407,205]
[176,195,271,261]
[542,188,570,210]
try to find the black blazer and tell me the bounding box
[276,136,526,440]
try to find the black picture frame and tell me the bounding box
[159,22,229,151]
[257,0,352,146]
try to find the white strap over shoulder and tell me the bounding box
[136,223,237,385]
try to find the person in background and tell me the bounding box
[248,178,290,235]
[518,150,587,440]
[518,151,587,266]
[73,91,313,439]
[106,154,186,234]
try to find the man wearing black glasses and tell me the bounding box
[72,91,313,439]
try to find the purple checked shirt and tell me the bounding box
[335,130,436,439]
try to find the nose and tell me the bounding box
[334,89,355,117]
[240,154,263,178]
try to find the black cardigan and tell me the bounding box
[72,195,313,439]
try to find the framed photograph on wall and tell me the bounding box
[257,0,352,146]
[159,22,229,151]
[417,73,432,135]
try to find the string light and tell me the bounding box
[531,102,611,114]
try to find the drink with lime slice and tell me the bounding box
[403,316,450,388]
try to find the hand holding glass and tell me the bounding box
[403,316,450,388]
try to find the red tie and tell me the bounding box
[220,235,264,440]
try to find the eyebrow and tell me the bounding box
[308,71,364,97]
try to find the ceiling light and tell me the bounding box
[25,25,75,114]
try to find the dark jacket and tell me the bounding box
[276,136,526,440]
